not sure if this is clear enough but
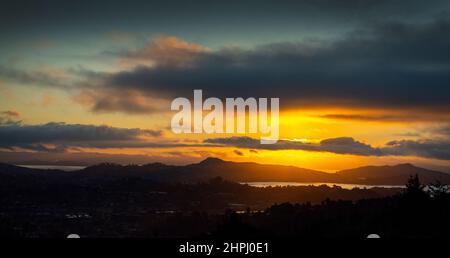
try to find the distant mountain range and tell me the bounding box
[1,157,450,185]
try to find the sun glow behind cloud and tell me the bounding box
[2,84,450,172]
[1,1,450,172]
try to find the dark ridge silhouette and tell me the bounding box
[1,159,449,238]
[198,157,226,165]
[79,158,450,184]
[336,163,450,184]
[0,162,448,238]
[2,158,450,185]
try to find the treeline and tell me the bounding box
[213,175,450,238]
[0,173,448,238]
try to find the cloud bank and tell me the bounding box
[62,18,450,115]
[0,121,163,152]
[204,136,450,161]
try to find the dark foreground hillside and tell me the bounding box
[0,161,449,238]
[215,178,450,239]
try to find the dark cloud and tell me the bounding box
[319,114,433,122]
[204,136,450,160]
[205,136,381,156]
[77,18,450,113]
[2,120,450,160]
[6,143,71,153]
[320,137,382,156]
[384,140,450,160]
[321,114,384,121]
[233,149,244,156]
[2,5,450,115]
[73,88,166,114]
[0,122,164,152]
[0,66,69,88]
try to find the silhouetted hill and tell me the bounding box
[175,157,334,183]
[1,159,450,185]
[118,158,450,185]
[1,160,449,239]
[336,163,450,184]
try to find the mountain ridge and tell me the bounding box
[1,158,449,185]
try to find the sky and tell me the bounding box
[1,0,450,172]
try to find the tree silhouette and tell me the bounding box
[405,175,425,194]
[402,174,429,207]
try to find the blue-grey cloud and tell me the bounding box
[0,121,165,152]
[75,18,450,114]
[383,140,450,160]
[0,65,69,88]
[204,136,450,160]
[205,136,382,155]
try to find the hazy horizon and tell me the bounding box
[4,156,450,175]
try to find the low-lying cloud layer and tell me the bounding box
[0,121,163,152]
[1,116,450,161]
[205,136,450,161]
